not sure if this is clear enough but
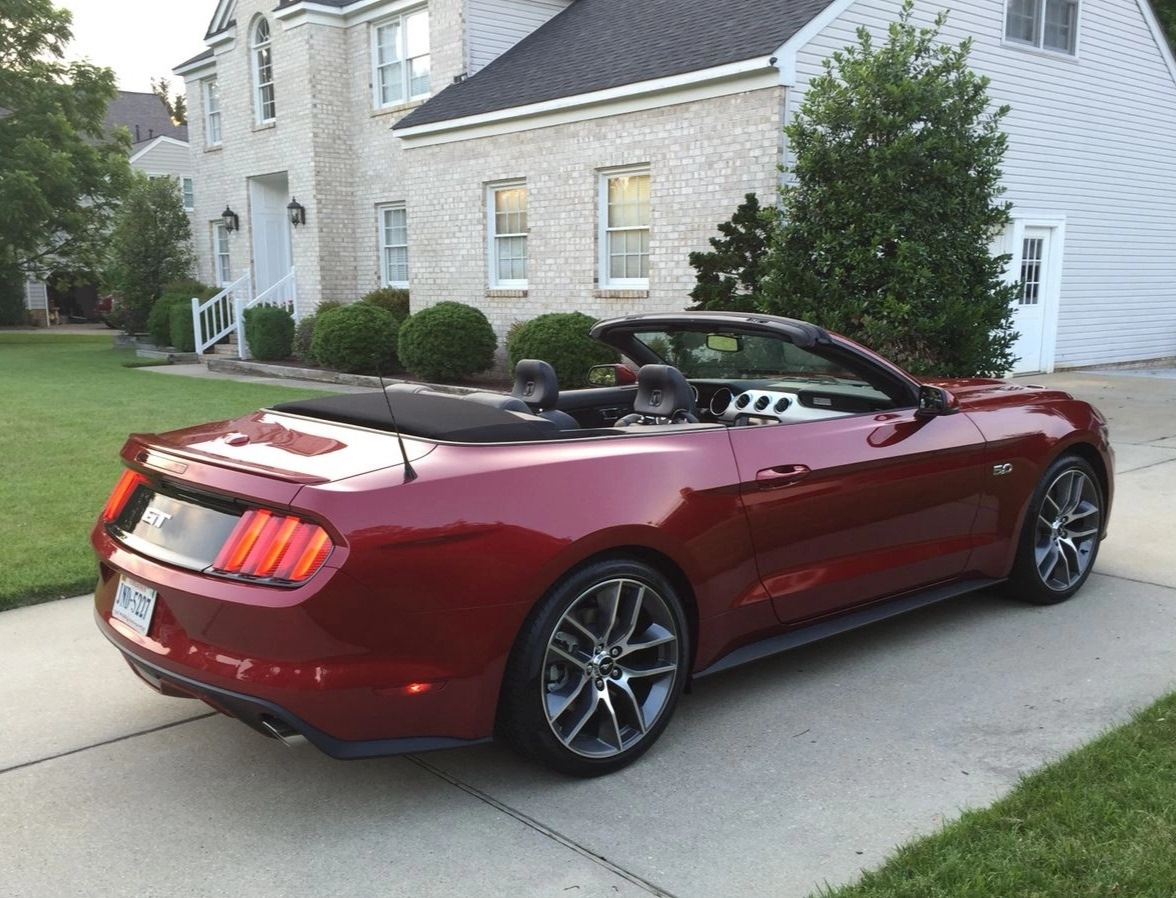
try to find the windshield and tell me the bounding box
[631,329,853,381]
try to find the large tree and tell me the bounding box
[759,2,1018,377]
[106,172,194,333]
[1152,0,1176,49]
[0,0,131,283]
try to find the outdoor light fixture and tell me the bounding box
[287,197,306,227]
[221,205,239,232]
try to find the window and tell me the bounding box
[252,18,276,123]
[202,77,221,146]
[373,8,430,107]
[213,223,231,286]
[488,183,527,288]
[379,203,409,287]
[181,177,194,212]
[1005,0,1078,54]
[1019,236,1044,305]
[599,168,650,288]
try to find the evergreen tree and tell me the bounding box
[760,2,1018,377]
[687,193,773,312]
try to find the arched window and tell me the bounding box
[252,18,276,123]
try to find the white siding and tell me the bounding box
[130,140,190,178]
[791,0,1176,369]
[465,0,570,74]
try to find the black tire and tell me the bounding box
[1008,454,1104,605]
[497,557,689,777]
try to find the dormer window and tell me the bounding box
[373,8,431,108]
[252,18,276,122]
[1005,0,1078,55]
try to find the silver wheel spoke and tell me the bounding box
[609,680,647,735]
[548,643,588,671]
[546,676,589,722]
[1032,466,1100,592]
[560,690,602,745]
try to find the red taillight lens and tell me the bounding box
[102,469,147,521]
[212,508,332,583]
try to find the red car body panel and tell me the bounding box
[91,314,1113,759]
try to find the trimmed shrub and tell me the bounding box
[310,302,399,374]
[293,300,345,364]
[506,311,616,389]
[361,287,410,322]
[397,301,497,382]
[168,304,196,352]
[147,280,215,347]
[243,305,295,360]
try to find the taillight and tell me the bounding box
[211,508,332,583]
[102,469,147,521]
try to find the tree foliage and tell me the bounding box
[106,172,194,333]
[1152,0,1176,49]
[759,2,1018,377]
[0,0,132,281]
[151,77,187,125]
[687,193,773,312]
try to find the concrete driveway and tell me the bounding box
[3,368,1174,898]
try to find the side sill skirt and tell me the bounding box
[693,577,1003,679]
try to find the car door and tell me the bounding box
[729,408,989,625]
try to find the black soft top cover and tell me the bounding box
[271,391,559,443]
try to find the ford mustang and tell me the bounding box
[92,311,1112,776]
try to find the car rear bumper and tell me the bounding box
[95,608,490,759]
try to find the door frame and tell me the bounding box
[998,214,1066,374]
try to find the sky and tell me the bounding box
[59,0,218,94]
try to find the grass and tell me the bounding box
[813,692,1176,898]
[0,332,327,610]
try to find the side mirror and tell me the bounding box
[588,364,637,387]
[915,385,959,417]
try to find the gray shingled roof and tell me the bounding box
[105,91,188,146]
[396,0,832,130]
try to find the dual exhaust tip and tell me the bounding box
[259,715,308,748]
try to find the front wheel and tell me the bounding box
[1008,454,1104,605]
[498,558,689,777]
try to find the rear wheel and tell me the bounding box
[1008,455,1104,605]
[498,558,688,777]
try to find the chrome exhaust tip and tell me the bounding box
[259,716,308,748]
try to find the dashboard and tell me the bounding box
[692,379,899,426]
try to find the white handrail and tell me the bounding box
[192,269,251,356]
[237,267,297,359]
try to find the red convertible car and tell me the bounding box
[93,312,1112,776]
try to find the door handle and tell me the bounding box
[755,464,810,488]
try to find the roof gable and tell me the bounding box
[396,0,833,130]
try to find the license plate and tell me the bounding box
[112,577,157,636]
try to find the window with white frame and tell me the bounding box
[599,167,650,288]
[252,18,276,123]
[488,182,527,288]
[213,222,231,285]
[379,203,409,287]
[372,8,430,108]
[1004,0,1078,54]
[181,177,194,211]
[202,77,222,146]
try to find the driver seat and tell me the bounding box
[617,364,698,425]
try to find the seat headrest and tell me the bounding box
[512,359,560,410]
[633,365,695,420]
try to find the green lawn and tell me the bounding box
[814,692,1176,897]
[0,332,326,610]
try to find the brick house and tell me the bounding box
[178,0,1176,373]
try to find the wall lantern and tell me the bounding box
[287,197,306,227]
[221,205,239,232]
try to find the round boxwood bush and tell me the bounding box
[243,305,295,361]
[361,287,410,322]
[168,303,196,353]
[146,280,216,347]
[507,312,617,389]
[397,301,497,382]
[293,300,345,364]
[310,302,399,374]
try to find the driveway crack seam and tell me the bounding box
[0,713,216,776]
[408,755,681,898]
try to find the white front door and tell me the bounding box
[1009,226,1057,374]
[248,173,292,296]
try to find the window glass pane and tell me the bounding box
[1043,0,1076,51]
[377,22,400,66]
[381,63,405,105]
[182,178,194,210]
[1019,237,1043,305]
[405,11,429,57]
[1005,0,1039,43]
[381,206,409,285]
[375,12,429,105]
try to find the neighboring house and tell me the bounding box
[24,91,192,323]
[178,0,1176,373]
